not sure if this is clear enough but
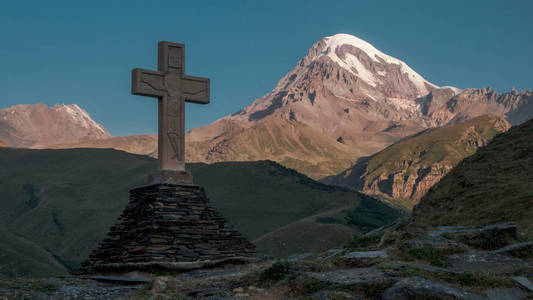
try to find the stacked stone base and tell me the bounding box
[80,184,257,274]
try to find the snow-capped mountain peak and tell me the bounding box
[313,33,437,95]
[53,103,108,134]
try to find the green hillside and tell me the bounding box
[0,227,67,277]
[326,115,510,209]
[411,118,533,232]
[0,148,402,277]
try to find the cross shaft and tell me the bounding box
[131,41,209,183]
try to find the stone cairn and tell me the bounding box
[79,184,257,273]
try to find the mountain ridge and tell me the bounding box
[325,114,510,209]
[0,103,110,148]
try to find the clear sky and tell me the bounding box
[1,0,532,136]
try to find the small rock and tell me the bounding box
[493,242,533,258]
[287,253,313,262]
[446,251,533,274]
[513,276,533,293]
[485,287,528,300]
[232,287,244,293]
[344,250,388,259]
[304,267,390,285]
[382,277,488,300]
[151,276,169,293]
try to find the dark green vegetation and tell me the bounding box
[411,118,533,233]
[0,148,401,277]
[326,115,510,209]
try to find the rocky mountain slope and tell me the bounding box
[0,147,401,277]
[0,103,110,148]
[183,34,533,179]
[325,115,510,209]
[410,117,533,232]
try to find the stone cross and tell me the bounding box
[132,41,209,184]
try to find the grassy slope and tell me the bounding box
[254,194,404,257]
[187,118,364,180]
[0,227,67,277]
[411,118,533,232]
[328,115,509,208]
[0,148,401,276]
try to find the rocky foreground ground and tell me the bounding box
[1,222,532,300]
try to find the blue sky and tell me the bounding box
[1,0,532,136]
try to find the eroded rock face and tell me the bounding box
[326,115,510,208]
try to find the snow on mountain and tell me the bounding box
[316,33,438,95]
[53,104,108,135]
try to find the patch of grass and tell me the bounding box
[346,232,382,249]
[354,279,396,300]
[399,245,466,267]
[344,195,405,232]
[457,272,512,288]
[300,278,332,294]
[260,261,291,281]
[27,281,58,293]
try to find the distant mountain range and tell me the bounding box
[183,34,533,179]
[27,34,533,181]
[0,103,110,148]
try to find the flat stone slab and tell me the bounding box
[344,250,388,259]
[446,251,533,274]
[176,268,249,280]
[318,248,346,260]
[394,263,464,274]
[513,276,533,293]
[428,222,517,250]
[382,277,488,300]
[288,253,313,262]
[404,236,467,250]
[304,267,391,285]
[493,242,533,258]
[485,287,528,300]
[428,222,516,237]
[90,276,151,284]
